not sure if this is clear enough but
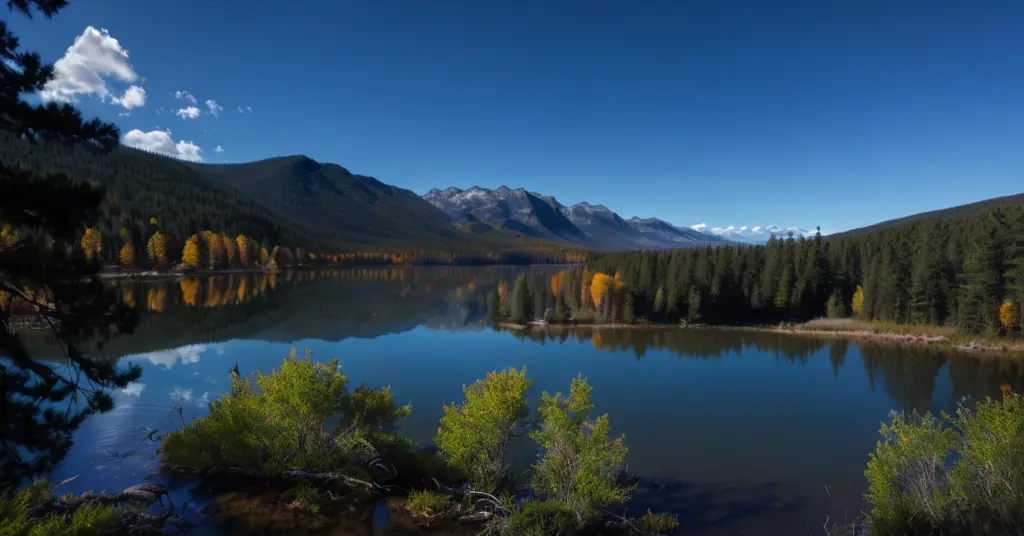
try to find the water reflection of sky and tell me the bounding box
[35,268,1024,536]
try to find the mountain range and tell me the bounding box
[7,133,1021,256]
[423,186,727,250]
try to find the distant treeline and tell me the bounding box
[585,204,1024,334]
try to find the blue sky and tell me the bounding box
[11,0,1024,234]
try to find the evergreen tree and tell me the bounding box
[958,224,1003,333]
[622,291,635,324]
[510,275,531,324]
[687,286,703,323]
[553,291,568,324]
[1,0,140,486]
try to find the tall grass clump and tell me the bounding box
[160,348,411,474]
[865,388,1024,535]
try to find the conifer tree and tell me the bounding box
[510,275,530,324]
[0,0,140,486]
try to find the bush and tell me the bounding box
[435,367,533,492]
[631,509,680,535]
[865,390,1024,535]
[530,375,630,525]
[405,489,450,517]
[161,348,411,474]
[0,481,124,535]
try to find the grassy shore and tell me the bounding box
[736,318,1024,355]
[500,318,1024,356]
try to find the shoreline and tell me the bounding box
[500,321,1022,356]
[97,262,584,280]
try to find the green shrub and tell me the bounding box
[865,391,1024,535]
[0,481,123,536]
[631,509,680,535]
[505,499,577,536]
[405,489,450,517]
[435,367,533,492]
[530,374,630,525]
[161,348,411,474]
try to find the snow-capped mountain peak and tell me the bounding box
[688,223,817,243]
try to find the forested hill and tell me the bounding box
[835,192,1024,237]
[191,155,462,246]
[585,202,1024,335]
[0,133,585,265]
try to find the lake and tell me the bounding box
[26,267,1024,535]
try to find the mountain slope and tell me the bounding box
[424,186,724,250]
[835,193,1024,237]
[193,156,461,247]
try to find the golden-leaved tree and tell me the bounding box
[236,234,249,265]
[147,231,168,266]
[80,227,102,261]
[182,235,200,268]
[118,228,134,266]
[852,285,865,316]
[1000,299,1017,330]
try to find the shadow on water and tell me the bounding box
[628,479,800,534]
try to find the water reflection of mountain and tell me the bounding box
[507,327,1024,412]
[20,266,562,361]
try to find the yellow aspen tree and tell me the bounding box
[81,227,102,261]
[236,234,249,265]
[851,285,865,316]
[147,231,168,266]
[591,273,613,308]
[259,247,270,266]
[182,235,201,268]
[1000,299,1017,329]
[119,242,135,266]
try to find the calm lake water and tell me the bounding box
[25,267,1024,535]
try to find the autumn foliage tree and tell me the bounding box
[80,227,102,261]
[147,231,168,266]
[1000,300,1017,331]
[182,235,200,268]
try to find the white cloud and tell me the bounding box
[214,145,224,153]
[121,382,146,397]
[117,111,130,117]
[689,224,818,244]
[174,90,196,103]
[205,99,223,117]
[111,84,146,109]
[174,106,200,119]
[41,26,143,109]
[237,105,252,114]
[123,129,203,162]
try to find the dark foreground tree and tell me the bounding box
[1,0,139,486]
